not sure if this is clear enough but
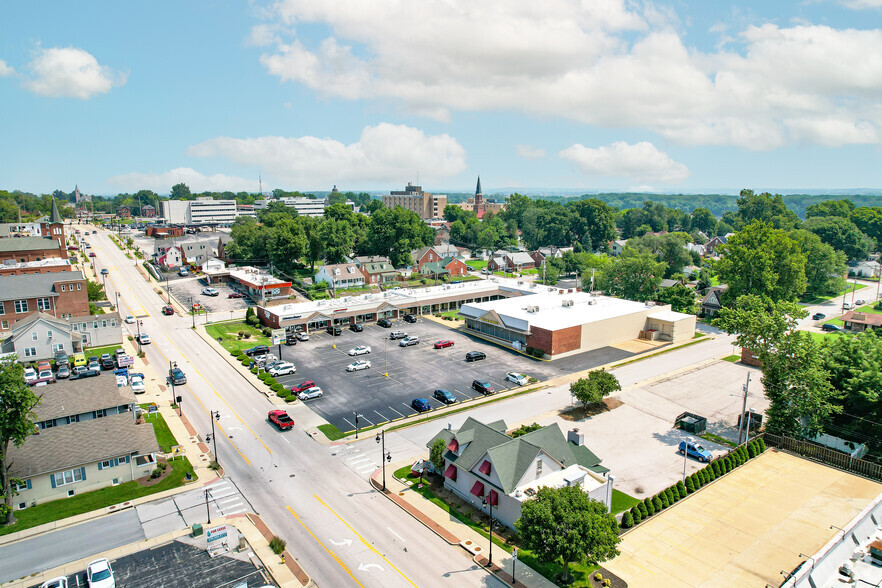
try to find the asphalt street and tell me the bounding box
[82,229,506,588]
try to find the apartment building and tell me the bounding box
[382,183,447,220]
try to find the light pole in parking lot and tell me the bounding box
[375,429,391,491]
[482,494,495,568]
[206,410,220,466]
[136,320,143,355]
[384,338,388,377]
[354,412,363,439]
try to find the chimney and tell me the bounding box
[567,428,584,446]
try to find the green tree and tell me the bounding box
[803,216,871,261]
[569,369,621,406]
[850,206,882,245]
[516,486,620,584]
[86,280,106,301]
[267,219,307,274]
[429,439,446,473]
[716,221,807,302]
[568,198,617,252]
[318,218,354,264]
[170,183,191,200]
[735,190,800,229]
[599,251,666,301]
[0,358,41,524]
[689,207,717,234]
[364,199,385,215]
[805,199,855,219]
[654,283,697,314]
[789,229,847,297]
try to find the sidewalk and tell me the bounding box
[4,512,309,588]
[372,463,556,588]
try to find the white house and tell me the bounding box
[1,312,123,361]
[610,240,627,256]
[850,260,881,278]
[315,263,366,289]
[156,246,184,269]
[428,418,613,530]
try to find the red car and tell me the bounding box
[228,293,244,299]
[434,340,454,349]
[162,305,175,315]
[268,409,294,430]
[89,252,96,257]
[291,380,316,393]
[67,246,79,251]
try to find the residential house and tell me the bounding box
[348,255,392,268]
[487,252,535,273]
[849,260,881,278]
[434,225,451,246]
[154,236,219,267]
[412,244,461,271]
[156,245,184,269]
[704,234,733,256]
[6,376,159,509]
[360,260,399,285]
[685,242,706,257]
[428,418,613,530]
[117,206,131,218]
[315,263,366,289]
[659,279,680,290]
[609,240,628,256]
[700,285,728,316]
[841,311,882,333]
[142,204,156,218]
[1,311,122,361]
[0,271,89,333]
[421,256,469,278]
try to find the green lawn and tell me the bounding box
[393,466,599,585]
[0,458,194,537]
[465,259,487,270]
[611,489,640,515]
[807,331,845,344]
[493,271,517,278]
[438,309,462,319]
[205,321,271,353]
[318,424,345,441]
[83,343,122,358]
[140,405,177,452]
[722,354,740,363]
[856,304,882,315]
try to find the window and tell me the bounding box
[66,414,80,424]
[52,468,84,487]
[81,322,87,330]
[61,285,66,292]
[14,300,28,313]
[37,298,51,310]
[13,480,31,492]
[46,330,52,338]
[24,347,36,358]
[76,283,81,290]
[93,321,98,329]
[100,459,113,469]
[536,460,543,477]
[72,323,78,331]
[93,409,106,419]
[1,321,7,329]
[101,320,107,328]
[52,343,64,352]
[0,302,4,315]
[110,320,116,327]
[31,332,38,341]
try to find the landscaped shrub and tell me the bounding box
[277,389,289,398]
[705,466,715,481]
[643,497,655,516]
[676,480,687,498]
[250,366,258,374]
[262,327,272,337]
[659,492,669,509]
[265,377,278,387]
[685,476,695,493]
[666,488,676,504]
[722,456,731,472]
[229,348,239,356]
[638,502,648,518]
[747,442,757,458]
[630,506,642,524]
[258,372,270,381]
[271,383,284,393]
[285,394,297,403]
[711,460,722,477]
[621,511,634,529]
[692,473,702,489]
[269,536,286,555]
[758,438,766,452]
[241,358,251,366]
[652,496,663,512]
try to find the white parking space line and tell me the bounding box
[358,414,375,426]
[388,406,405,418]
[373,410,390,422]
[342,417,355,430]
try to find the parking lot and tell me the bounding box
[272,317,637,433]
[167,276,250,314]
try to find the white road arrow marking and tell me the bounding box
[358,562,385,572]
[328,538,353,547]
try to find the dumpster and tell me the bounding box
[675,412,707,435]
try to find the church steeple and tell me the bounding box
[475,175,482,197]
[50,198,63,223]
[474,175,483,214]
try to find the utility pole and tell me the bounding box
[737,372,751,445]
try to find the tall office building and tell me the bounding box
[381,182,447,220]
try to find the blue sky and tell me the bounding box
[2,0,881,196]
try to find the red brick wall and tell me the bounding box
[446,259,468,276]
[527,324,582,356]
[53,277,90,317]
[740,347,762,367]
[0,245,67,263]
[0,265,72,277]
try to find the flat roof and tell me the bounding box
[605,451,882,587]
[460,291,656,331]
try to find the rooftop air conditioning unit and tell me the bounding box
[562,300,574,307]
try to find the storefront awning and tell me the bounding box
[470,481,484,497]
[444,464,457,480]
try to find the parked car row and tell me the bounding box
[22,349,137,385]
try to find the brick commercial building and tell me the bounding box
[0,236,68,263]
[382,182,447,220]
[459,290,696,359]
[0,257,73,277]
[0,271,89,332]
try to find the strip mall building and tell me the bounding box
[256,278,696,359]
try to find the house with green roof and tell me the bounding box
[427,417,613,529]
[420,255,469,278]
[359,259,399,285]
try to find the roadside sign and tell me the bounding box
[271,329,285,345]
[171,445,184,456]
[206,524,228,543]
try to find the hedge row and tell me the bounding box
[621,438,766,529]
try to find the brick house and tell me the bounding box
[412,244,461,271]
[142,204,156,218]
[487,252,535,273]
[360,260,399,285]
[421,256,469,277]
[0,271,89,333]
[117,206,131,218]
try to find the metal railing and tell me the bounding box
[763,432,882,482]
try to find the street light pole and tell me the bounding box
[190,297,195,328]
[205,489,211,525]
[169,360,176,407]
[209,410,220,466]
[482,495,494,568]
[375,429,391,491]
[737,372,751,445]
[354,412,361,439]
[511,548,517,585]
[136,320,142,355]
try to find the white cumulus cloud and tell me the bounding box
[254,0,882,149]
[106,168,257,194]
[559,141,689,183]
[0,60,14,77]
[24,47,126,99]
[515,144,546,160]
[186,123,467,185]
[839,0,882,8]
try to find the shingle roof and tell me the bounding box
[0,236,65,253]
[507,252,534,265]
[363,261,396,274]
[7,413,159,478]
[420,261,449,275]
[32,370,136,422]
[0,271,85,302]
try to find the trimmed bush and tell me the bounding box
[271,383,284,393]
[676,480,687,498]
[250,366,258,374]
[723,456,732,472]
[265,377,278,387]
[685,476,695,493]
[758,438,766,452]
[621,511,634,529]
[258,372,270,381]
[630,506,642,524]
[269,536,286,555]
[659,492,669,509]
[652,496,663,512]
[747,442,757,458]
[691,473,702,489]
[643,497,655,516]
[705,466,715,481]
[241,358,251,366]
[711,460,722,477]
[277,389,289,398]
[285,394,297,403]
[229,348,239,356]
[666,488,676,504]
[638,502,648,518]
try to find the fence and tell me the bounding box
[763,432,882,482]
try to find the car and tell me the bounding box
[377,318,393,328]
[348,345,372,356]
[138,333,151,345]
[347,360,371,372]
[202,287,219,296]
[169,367,187,385]
[472,380,495,395]
[678,439,712,462]
[72,353,87,367]
[86,558,115,588]
[100,268,109,276]
[40,577,69,588]
[162,305,175,315]
[56,365,70,379]
[812,312,826,320]
[298,386,324,401]
[268,362,297,377]
[268,409,295,430]
[480,268,491,275]
[506,372,529,386]
[349,323,364,332]
[87,356,101,370]
[326,325,342,336]
[178,268,189,277]
[433,388,456,404]
[856,299,866,306]
[295,332,310,341]
[399,336,420,347]
[54,350,69,366]
[30,369,56,386]
[115,374,128,387]
[244,345,269,356]
[254,353,277,367]
[124,315,136,324]
[389,331,408,340]
[228,292,244,298]
[822,323,842,332]
[403,314,417,323]
[130,376,146,394]
[70,367,101,380]
[411,398,431,412]
[89,252,96,257]
[434,340,454,349]
[465,351,486,362]
[843,302,853,310]
[285,333,298,345]
[291,380,316,393]
[100,354,115,369]
[36,360,52,372]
